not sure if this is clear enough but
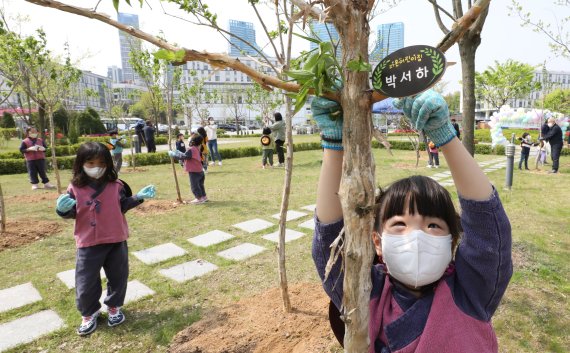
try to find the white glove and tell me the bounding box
[37,146,46,151]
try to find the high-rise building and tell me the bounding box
[107,65,123,83]
[117,13,142,84]
[228,20,261,56]
[309,22,342,60]
[370,22,404,63]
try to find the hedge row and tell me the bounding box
[0,128,17,140]
[2,141,568,175]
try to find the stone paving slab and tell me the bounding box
[0,310,64,352]
[271,210,308,221]
[159,260,218,283]
[188,230,235,247]
[56,269,106,289]
[432,173,450,178]
[217,243,266,261]
[233,218,274,233]
[439,181,455,187]
[262,229,306,243]
[301,204,316,212]
[99,280,155,311]
[298,219,315,230]
[0,283,42,314]
[132,243,187,265]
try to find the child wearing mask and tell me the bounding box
[169,133,208,204]
[311,91,512,352]
[56,142,155,335]
[20,127,56,190]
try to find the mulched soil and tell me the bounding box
[0,219,63,251]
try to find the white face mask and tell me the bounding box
[381,230,452,288]
[83,166,106,179]
[29,133,38,138]
[547,123,554,128]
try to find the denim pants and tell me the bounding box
[26,159,49,184]
[208,139,222,162]
[112,153,123,173]
[75,241,129,317]
[189,171,206,199]
[262,149,274,166]
[429,152,439,166]
[519,151,529,169]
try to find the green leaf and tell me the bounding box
[153,49,175,61]
[293,32,322,44]
[174,49,186,61]
[285,69,314,82]
[347,58,372,72]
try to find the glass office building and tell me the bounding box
[370,22,404,62]
[229,20,262,56]
[117,13,142,84]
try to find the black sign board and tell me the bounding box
[371,45,446,98]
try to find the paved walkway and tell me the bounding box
[0,156,515,351]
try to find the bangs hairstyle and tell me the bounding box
[375,175,462,249]
[189,133,203,146]
[71,142,117,187]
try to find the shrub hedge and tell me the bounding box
[0,155,76,175]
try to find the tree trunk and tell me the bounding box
[459,38,479,156]
[38,101,46,139]
[167,90,183,203]
[276,95,294,313]
[0,184,6,233]
[46,106,62,193]
[334,5,375,351]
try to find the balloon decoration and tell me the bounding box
[488,105,569,147]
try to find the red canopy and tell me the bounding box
[0,107,38,115]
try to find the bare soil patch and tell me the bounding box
[0,219,63,250]
[119,167,149,174]
[8,191,59,204]
[169,283,341,353]
[131,199,183,215]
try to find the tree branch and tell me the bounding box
[437,0,490,52]
[251,3,283,64]
[429,0,451,34]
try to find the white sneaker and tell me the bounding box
[208,161,214,166]
[44,182,56,189]
[435,165,440,168]
[426,165,432,168]
[218,161,222,166]
[31,184,40,190]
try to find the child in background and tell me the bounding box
[537,138,548,168]
[109,130,126,173]
[55,142,155,336]
[19,126,56,190]
[196,127,209,173]
[311,91,512,352]
[428,140,440,168]
[518,132,533,170]
[260,127,274,169]
[175,133,186,167]
[169,133,208,204]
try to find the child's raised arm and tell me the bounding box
[394,91,492,200]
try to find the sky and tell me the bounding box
[4,0,569,94]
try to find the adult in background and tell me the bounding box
[451,118,460,139]
[143,120,156,153]
[269,112,286,167]
[20,126,56,190]
[205,117,222,166]
[542,117,563,174]
[134,120,145,153]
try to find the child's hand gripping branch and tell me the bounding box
[168,150,186,159]
[56,193,77,213]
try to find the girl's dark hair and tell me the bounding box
[375,175,462,251]
[274,112,283,121]
[71,142,117,187]
[26,126,37,135]
[197,127,207,138]
[189,133,203,146]
[263,127,271,135]
[522,132,530,138]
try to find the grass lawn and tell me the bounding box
[0,147,568,352]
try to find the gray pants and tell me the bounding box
[262,149,274,166]
[112,153,123,173]
[75,241,129,317]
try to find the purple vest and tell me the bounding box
[22,138,46,161]
[369,271,498,353]
[184,146,203,173]
[69,181,129,248]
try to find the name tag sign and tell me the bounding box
[372,45,446,98]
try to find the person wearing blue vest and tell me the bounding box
[311,90,512,352]
[55,142,155,336]
[109,130,126,173]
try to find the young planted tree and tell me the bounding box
[474,59,541,110]
[26,0,492,350]
[178,71,219,126]
[246,83,284,125]
[131,45,184,202]
[0,20,80,193]
[429,0,491,156]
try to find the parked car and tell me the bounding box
[218,123,237,132]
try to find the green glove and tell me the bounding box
[56,194,76,213]
[311,97,343,150]
[393,90,456,147]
